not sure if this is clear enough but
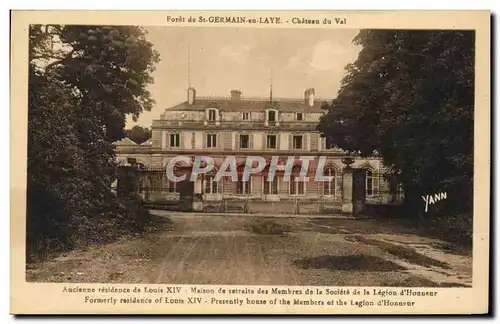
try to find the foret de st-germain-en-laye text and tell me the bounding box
[166,15,347,25]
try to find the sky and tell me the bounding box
[127,26,361,127]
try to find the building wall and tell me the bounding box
[279,112,323,122]
[194,132,203,149]
[163,109,324,123]
[252,132,263,150]
[163,110,205,121]
[117,95,404,208]
[149,154,391,198]
[116,145,403,208]
[154,129,329,152]
[183,132,192,150]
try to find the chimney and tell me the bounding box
[230,90,242,101]
[187,87,196,105]
[304,88,315,107]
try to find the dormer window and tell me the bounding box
[208,109,217,121]
[268,110,276,122]
[205,106,221,126]
[296,112,303,121]
[264,107,279,127]
[242,112,249,121]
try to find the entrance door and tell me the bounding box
[352,169,366,217]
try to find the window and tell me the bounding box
[293,135,303,149]
[167,180,177,193]
[204,176,218,194]
[264,178,278,195]
[165,166,183,193]
[239,134,249,149]
[296,112,303,121]
[236,178,251,195]
[242,112,249,120]
[268,110,276,122]
[208,109,217,121]
[366,170,373,196]
[267,135,277,149]
[206,134,217,148]
[289,174,305,195]
[323,168,336,196]
[170,133,180,147]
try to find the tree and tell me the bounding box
[318,30,474,219]
[125,125,151,144]
[27,70,82,255]
[27,25,160,260]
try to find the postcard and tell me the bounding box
[11,10,490,315]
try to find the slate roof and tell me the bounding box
[167,98,330,113]
[114,137,138,146]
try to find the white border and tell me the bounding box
[4,1,497,323]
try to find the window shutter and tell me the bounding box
[225,132,229,150]
[164,132,169,148]
[373,171,380,195]
[288,134,292,150]
[249,133,254,149]
[203,133,207,148]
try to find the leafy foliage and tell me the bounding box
[318,30,474,219]
[125,125,151,144]
[27,25,160,261]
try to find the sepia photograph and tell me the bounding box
[11,10,490,315]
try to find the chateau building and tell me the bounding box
[115,87,403,214]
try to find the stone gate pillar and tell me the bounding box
[192,176,204,212]
[352,169,367,217]
[341,156,355,215]
[341,166,353,214]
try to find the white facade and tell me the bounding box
[115,88,404,209]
